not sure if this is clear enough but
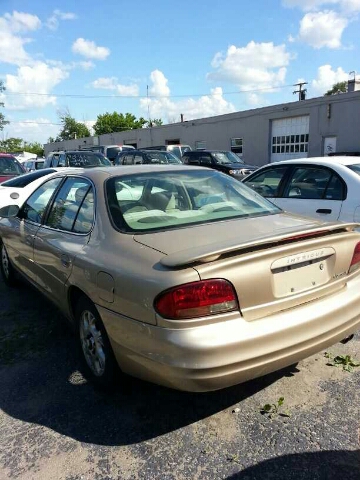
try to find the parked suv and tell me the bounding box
[140,144,191,159]
[44,151,112,168]
[182,150,257,179]
[115,149,182,165]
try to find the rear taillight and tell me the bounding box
[349,242,360,273]
[154,279,238,319]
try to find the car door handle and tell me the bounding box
[60,254,72,268]
[316,209,332,214]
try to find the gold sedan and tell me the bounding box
[1,165,360,391]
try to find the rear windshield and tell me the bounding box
[66,153,103,167]
[347,164,360,176]
[0,168,56,187]
[144,152,182,164]
[106,170,280,232]
[0,155,24,175]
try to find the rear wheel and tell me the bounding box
[76,296,119,390]
[0,243,18,287]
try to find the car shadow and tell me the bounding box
[0,280,298,447]
[226,450,360,480]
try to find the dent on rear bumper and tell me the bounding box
[97,274,360,392]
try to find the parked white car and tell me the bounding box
[0,168,83,210]
[243,156,360,222]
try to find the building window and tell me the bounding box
[272,133,308,156]
[231,138,243,155]
[195,140,206,150]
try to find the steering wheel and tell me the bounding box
[260,185,276,196]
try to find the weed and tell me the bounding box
[324,352,360,372]
[260,397,290,418]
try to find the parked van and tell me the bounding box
[140,144,191,159]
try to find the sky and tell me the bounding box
[0,0,359,144]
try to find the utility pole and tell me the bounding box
[293,82,308,101]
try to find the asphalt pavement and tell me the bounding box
[0,279,359,480]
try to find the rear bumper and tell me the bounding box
[98,274,360,392]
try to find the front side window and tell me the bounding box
[284,167,333,199]
[106,170,280,232]
[46,177,94,232]
[244,167,288,197]
[21,177,63,223]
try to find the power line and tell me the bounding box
[2,83,296,99]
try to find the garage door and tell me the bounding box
[271,116,309,162]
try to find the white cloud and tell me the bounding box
[208,42,291,91]
[282,0,360,11]
[298,10,347,48]
[78,61,95,70]
[4,63,69,110]
[92,77,139,96]
[92,77,117,90]
[140,71,235,122]
[0,11,41,66]
[311,64,349,94]
[2,117,60,143]
[46,9,77,30]
[72,38,110,60]
[3,11,41,32]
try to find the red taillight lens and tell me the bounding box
[350,242,360,272]
[154,279,238,319]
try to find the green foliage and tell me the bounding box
[93,111,147,135]
[324,352,360,372]
[324,81,347,96]
[147,118,163,127]
[56,113,90,141]
[24,141,44,157]
[0,137,23,152]
[0,138,44,156]
[0,81,10,132]
[260,397,290,418]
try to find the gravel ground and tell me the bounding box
[0,279,359,480]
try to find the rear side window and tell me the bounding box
[45,177,94,232]
[284,167,336,200]
[0,169,57,187]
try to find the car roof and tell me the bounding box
[185,150,232,154]
[267,156,360,167]
[0,153,17,157]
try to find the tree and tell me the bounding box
[0,137,23,152]
[56,112,90,141]
[0,81,9,132]
[93,112,147,135]
[24,141,44,157]
[147,118,163,127]
[324,81,347,96]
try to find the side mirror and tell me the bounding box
[0,205,20,218]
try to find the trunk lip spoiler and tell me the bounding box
[160,222,359,268]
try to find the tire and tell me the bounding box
[75,296,119,391]
[0,242,18,287]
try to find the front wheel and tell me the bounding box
[0,243,18,287]
[76,296,119,390]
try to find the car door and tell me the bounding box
[3,177,63,283]
[243,165,290,205]
[276,165,345,221]
[33,176,94,306]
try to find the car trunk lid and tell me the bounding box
[134,213,360,320]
